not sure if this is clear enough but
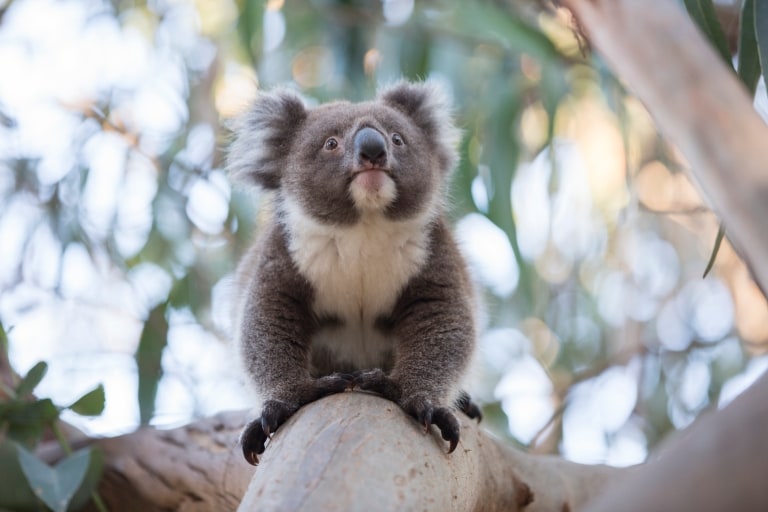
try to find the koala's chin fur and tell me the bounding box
[229,81,481,465]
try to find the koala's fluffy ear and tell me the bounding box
[228,89,307,189]
[378,80,461,172]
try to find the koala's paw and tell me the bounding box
[240,399,296,465]
[313,372,355,398]
[350,368,402,402]
[240,376,352,465]
[456,390,483,422]
[402,393,461,453]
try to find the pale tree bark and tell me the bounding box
[558,0,768,510]
[584,373,768,512]
[75,394,622,511]
[87,411,255,512]
[237,393,621,511]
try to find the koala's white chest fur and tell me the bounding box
[283,199,430,368]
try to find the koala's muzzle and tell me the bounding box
[354,127,387,168]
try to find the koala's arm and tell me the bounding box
[238,225,349,464]
[356,220,477,451]
[392,220,475,399]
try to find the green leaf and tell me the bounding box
[236,0,265,63]
[703,223,726,278]
[1,321,15,400]
[16,362,48,397]
[447,1,561,63]
[755,0,768,95]
[67,384,105,416]
[0,441,39,511]
[16,444,91,512]
[136,303,169,425]
[540,63,568,144]
[0,320,8,354]
[4,399,60,446]
[68,447,105,511]
[482,79,534,311]
[684,0,734,67]
[738,0,760,95]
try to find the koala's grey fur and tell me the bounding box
[229,81,480,465]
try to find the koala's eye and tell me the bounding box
[391,133,404,146]
[324,137,339,151]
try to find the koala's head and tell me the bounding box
[228,81,461,225]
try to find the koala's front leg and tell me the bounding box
[355,271,477,452]
[354,298,475,451]
[238,266,350,465]
[240,372,351,465]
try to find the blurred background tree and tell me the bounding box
[1,0,767,506]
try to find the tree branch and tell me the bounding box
[74,394,625,511]
[89,411,255,511]
[239,393,625,512]
[584,372,768,512]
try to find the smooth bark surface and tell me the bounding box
[584,373,768,512]
[80,394,622,511]
[238,393,621,512]
[90,411,255,511]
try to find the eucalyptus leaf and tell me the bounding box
[67,384,105,416]
[236,0,265,63]
[16,445,91,512]
[540,63,568,144]
[67,447,105,511]
[703,223,725,278]
[5,399,60,446]
[0,320,8,354]
[447,1,561,63]
[738,0,760,95]
[482,81,533,308]
[0,441,39,511]
[16,362,48,397]
[137,303,169,425]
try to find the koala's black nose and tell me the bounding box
[354,127,387,167]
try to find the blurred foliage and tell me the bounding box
[0,0,767,481]
[1,322,106,511]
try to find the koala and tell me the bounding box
[229,81,481,465]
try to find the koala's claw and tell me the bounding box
[240,400,296,465]
[456,390,483,422]
[432,407,461,453]
[241,419,266,465]
[240,376,354,465]
[403,394,461,453]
